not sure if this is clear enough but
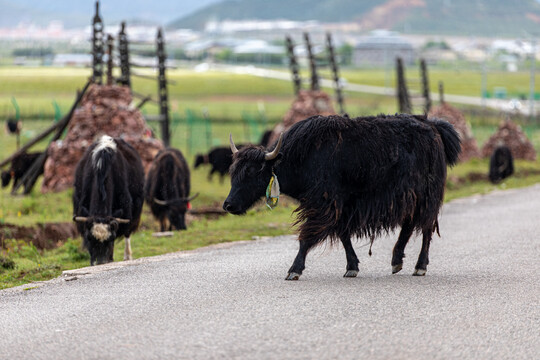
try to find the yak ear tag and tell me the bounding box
[266,173,280,210]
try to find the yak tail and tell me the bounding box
[432,119,461,166]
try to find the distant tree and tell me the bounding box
[423,41,451,50]
[216,49,233,62]
[171,48,188,60]
[338,43,353,66]
[12,47,54,58]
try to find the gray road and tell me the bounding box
[1,185,540,359]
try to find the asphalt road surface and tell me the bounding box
[1,185,539,359]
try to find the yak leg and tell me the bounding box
[413,230,432,276]
[124,236,132,261]
[159,217,167,232]
[208,168,216,182]
[286,230,322,281]
[340,236,359,278]
[391,219,415,274]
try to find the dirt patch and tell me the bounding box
[429,102,481,162]
[0,222,78,250]
[268,90,336,145]
[42,84,164,193]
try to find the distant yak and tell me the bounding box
[145,148,198,231]
[489,145,514,184]
[224,114,461,280]
[73,135,144,266]
[194,147,234,183]
[1,151,43,193]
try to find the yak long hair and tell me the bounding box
[272,114,460,247]
[145,148,190,205]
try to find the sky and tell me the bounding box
[1,0,223,27]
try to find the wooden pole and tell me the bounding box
[0,122,61,169]
[304,33,320,91]
[396,57,411,113]
[156,28,170,147]
[285,36,302,96]
[92,1,104,85]
[12,80,92,195]
[420,58,431,113]
[106,34,114,86]
[118,22,131,88]
[326,33,345,114]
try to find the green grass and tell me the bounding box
[2,66,539,121]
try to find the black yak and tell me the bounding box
[194,147,233,183]
[489,145,514,184]
[145,148,198,231]
[72,135,144,266]
[1,151,43,192]
[224,114,461,280]
[194,145,247,183]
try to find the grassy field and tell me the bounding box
[2,65,539,122]
[2,65,540,289]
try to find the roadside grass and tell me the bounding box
[3,154,540,289]
[0,204,296,290]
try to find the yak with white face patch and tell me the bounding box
[73,136,144,266]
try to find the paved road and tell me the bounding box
[1,185,539,359]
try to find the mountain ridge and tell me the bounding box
[168,0,540,37]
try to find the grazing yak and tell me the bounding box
[1,151,43,192]
[194,147,232,183]
[73,135,144,266]
[145,148,198,231]
[194,145,246,183]
[224,114,461,280]
[489,145,514,184]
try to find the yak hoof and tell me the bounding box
[413,269,426,276]
[392,264,403,274]
[343,270,359,278]
[285,272,301,281]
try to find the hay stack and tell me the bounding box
[429,103,480,162]
[267,89,335,145]
[42,84,164,193]
[481,119,536,161]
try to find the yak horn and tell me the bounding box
[114,218,131,224]
[154,198,168,206]
[73,216,89,222]
[264,133,283,161]
[229,133,239,154]
[185,192,199,202]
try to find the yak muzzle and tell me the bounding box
[222,200,244,215]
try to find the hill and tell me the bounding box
[168,0,540,37]
[0,0,222,28]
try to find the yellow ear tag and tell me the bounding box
[266,173,280,209]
